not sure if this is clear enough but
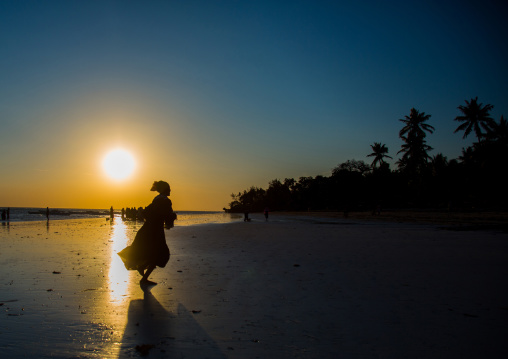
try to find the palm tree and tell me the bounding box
[398,108,435,174]
[454,97,494,142]
[430,153,448,176]
[367,142,392,168]
[458,146,476,165]
[399,108,435,139]
[485,115,508,143]
[397,136,433,170]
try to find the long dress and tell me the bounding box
[118,194,176,270]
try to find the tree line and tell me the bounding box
[225,97,508,213]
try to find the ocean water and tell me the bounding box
[0,207,243,226]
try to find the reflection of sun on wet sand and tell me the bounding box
[0,219,135,358]
[109,220,132,303]
[1,215,508,358]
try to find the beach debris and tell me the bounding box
[52,271,61,274]
[135,344,154,356]
[47,289,53,292]
[463,313,479,318]
[191,310,201,314]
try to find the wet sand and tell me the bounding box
[277,210,508,229]
[1,215,507,358]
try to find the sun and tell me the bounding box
[102,149,136,180]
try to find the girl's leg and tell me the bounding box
[140,264,157,285]
[137,262,150,276]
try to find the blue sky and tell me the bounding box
[1,0,507,209]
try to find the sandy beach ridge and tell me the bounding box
[275,210,508,230]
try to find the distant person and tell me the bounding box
[1,209,5,221]
[118,181,177,286]
[110,206,114,220]
[121,208,125,220]
[243,203,251,222]
[264,207,269,221]
[7,208,10,221]
[46,207,50,220]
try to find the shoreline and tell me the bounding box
[5,208,507,227]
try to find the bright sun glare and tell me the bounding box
[102,149,136,180]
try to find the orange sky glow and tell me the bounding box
[0,92,251,211]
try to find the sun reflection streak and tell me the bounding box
[109,219,132,304]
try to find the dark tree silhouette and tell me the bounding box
[485,115,508,143]
[331,160,370,211]
[226,102,507,213]
[399,108,435,140]
[332,159,370,175]
[458,146,476,166]
[266,179,291,210]
[367,142,392,168]
[430,153,448,176]
[397,108,435,175]
[454,97,494,142]
[229,186,266,213]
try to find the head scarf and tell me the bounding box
[150,181,170,194]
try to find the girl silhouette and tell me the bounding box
[118,181,177,286]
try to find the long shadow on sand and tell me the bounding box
[118,288,225,358]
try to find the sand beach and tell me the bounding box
[1,214,507,358]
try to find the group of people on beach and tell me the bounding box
[121,207,145,221]
[108,206,152,222]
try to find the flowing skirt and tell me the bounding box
[118,222,170,270]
